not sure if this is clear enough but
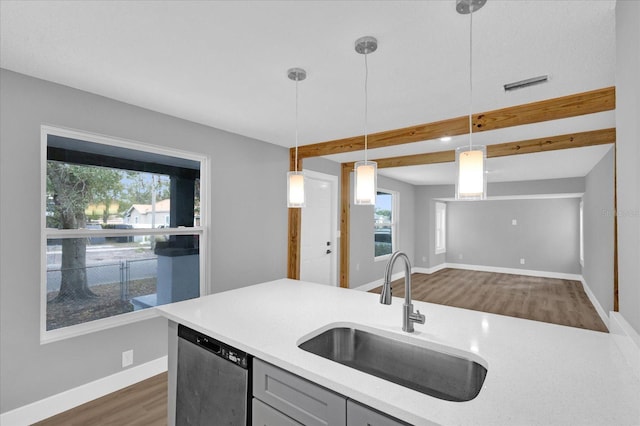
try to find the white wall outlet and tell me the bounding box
[520,258,525,265]
[512,219,518,226]
[356,263,360,272]
[122,350,133,368]
[459,254,463,260]
[422,256,427,262]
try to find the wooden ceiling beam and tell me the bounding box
[341,128,615,170]
[487,128,615,158]
[294,86,615,160]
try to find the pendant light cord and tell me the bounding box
[364,51,369,162]
[295,77,299,173]
[469,5,474,150]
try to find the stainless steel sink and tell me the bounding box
[298,326,487,402]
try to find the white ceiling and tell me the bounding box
[0,0,617,184]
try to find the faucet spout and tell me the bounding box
[379,251,425,332]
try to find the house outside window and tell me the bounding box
[374,189,398,259]
[435,201,447,254]
[42,125,207,343]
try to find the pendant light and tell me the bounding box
[456,0,487,200]
[354,36,378,205]
[287,67,306,208]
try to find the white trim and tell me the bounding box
[413,264,447,275]
[0,356,168,426]
[579,277,609,328]
[46,227,204,238]
[301,169,339,287]
[351,271,405,292]
[374,187,399,260]
[609,312,640,380]
[434,201,447,255]
[41,308,160,344]
[444,263,583,281]
[434,193,584,202]
[41,124,206,163]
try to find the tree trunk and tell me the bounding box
[55,213,96,301]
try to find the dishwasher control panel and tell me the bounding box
[178,324,250,369]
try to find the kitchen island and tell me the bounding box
[157,278,640,426]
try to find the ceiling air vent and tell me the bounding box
[503,75,549,92]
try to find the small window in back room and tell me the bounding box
[42,125,207,342]
[435,201,447,254]
[374,189,398,259]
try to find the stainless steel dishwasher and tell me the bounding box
[176,325,251,426]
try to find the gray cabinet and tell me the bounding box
[252,398,303,426]
[346,400,410,426]
[252,358,408,426]
[253,359,346,426]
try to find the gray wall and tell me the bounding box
[414,178,585,272]
[615,0,640,334]
[488,177,585,197]
[445,198,581,274]
[349,175,415,288]
[0,70,288,413]
[582,148,615,314]
[304,156,341,178]
[414,185,453,269]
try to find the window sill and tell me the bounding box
[41,307,161,344]
[374,254,392,262]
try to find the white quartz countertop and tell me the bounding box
[157,279,640,426]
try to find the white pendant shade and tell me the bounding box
[354,160,377,205]
[456,146,486,200]
[287,171,305,207]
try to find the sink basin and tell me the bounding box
[298,326,487,402]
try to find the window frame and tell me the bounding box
[435,201,447,255]
[40,125,209,344]
[374,188,399,262]
[579,199,584,267]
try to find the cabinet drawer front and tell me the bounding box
[346,400,410,426]
[253,359,346,426]
[252,398,302,426]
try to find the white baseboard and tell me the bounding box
[609,312,640,380]
[579,278,609,329]
[351,271,405,292]
[444,262,583,281]
[352,263,580,291]
[0,356,168,426]
[413,264,447,275]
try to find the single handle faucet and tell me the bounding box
[379,251,425,333]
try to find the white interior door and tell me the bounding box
[300,171,337,286]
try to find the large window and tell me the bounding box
[435,201,447,254]
[374,190,398,259]
[42,126,207,342]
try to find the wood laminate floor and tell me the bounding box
[370,268,608,332]
[34,372,168,426]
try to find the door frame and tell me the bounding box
[301,169,339,286]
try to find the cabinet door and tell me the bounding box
[252,398,302,426]
[347,400,410,426]
[253,359,346,426]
